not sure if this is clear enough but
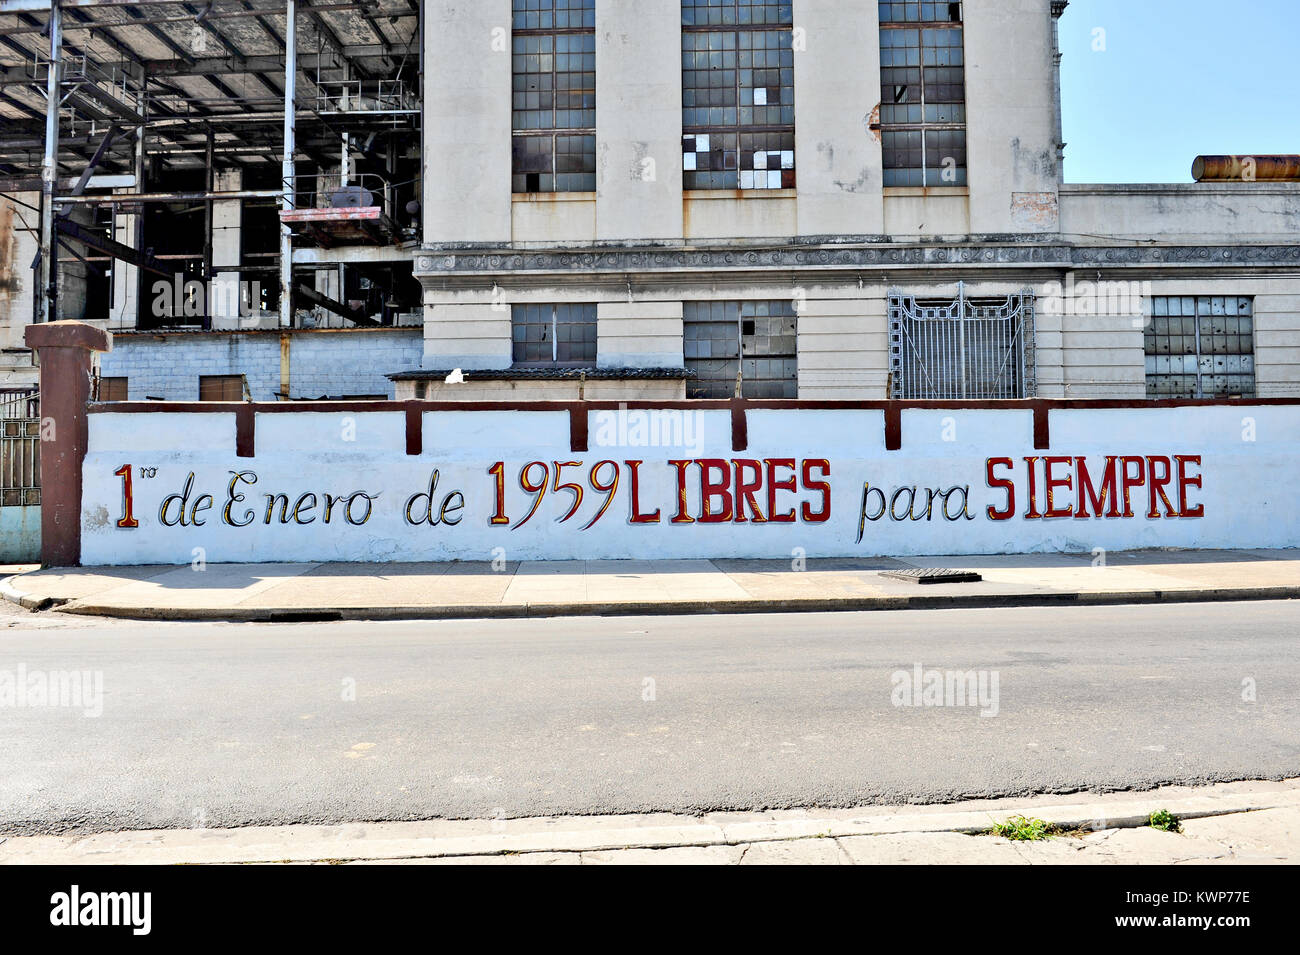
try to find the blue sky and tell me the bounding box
[1059,0,1300,183]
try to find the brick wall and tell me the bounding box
[99,328,422,401]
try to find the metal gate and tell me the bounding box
[888,286,1036,399]
[0,389,40,507]
[0,389,41,563]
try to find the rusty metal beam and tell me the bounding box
[295,282,379,326]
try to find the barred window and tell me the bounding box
[512,0,596,193]
[512,303,597,366]
[684,300,798,398]
[889,290,1035,399]
[1145,296,1255,398]
[682,1,796,191]
[879,1,967,187]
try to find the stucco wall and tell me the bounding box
[80,402,1300,565]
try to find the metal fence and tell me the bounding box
[0,390,40,508]
[889,287,1036,399]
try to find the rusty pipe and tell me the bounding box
[1192,155,1300,182]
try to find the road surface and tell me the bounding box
[1,600,1297,834]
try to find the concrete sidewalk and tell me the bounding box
[3,779,1296,865]
[2,549,1298,622]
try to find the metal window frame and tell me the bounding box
[681,1,796,191]
[888,285,1036,399]
[684,299,798,399]
[1145,295,1256,399]
[878,5,967,187]
[511,1,597,195]
[511,302,597,368]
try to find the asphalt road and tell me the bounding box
[1,600,1297,835]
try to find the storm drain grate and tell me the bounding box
[879,568,983,585]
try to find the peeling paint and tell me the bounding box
[866,104,882,144]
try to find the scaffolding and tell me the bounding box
[0,0,424,332]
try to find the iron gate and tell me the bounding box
[888,286,1036,399]
[0,389,40,508]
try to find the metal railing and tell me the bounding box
[292,172,392,219]
[315,79,418,116]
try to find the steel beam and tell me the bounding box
[36,0,60,323]
[280,0,296,329]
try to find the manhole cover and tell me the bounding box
[879,568,983,585]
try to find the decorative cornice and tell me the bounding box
[413,243,1300,279]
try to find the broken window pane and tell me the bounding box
[682,2,796,190]
[1145,296,1255,398]
[512,303,597,366]
[512,0,597,193]
[684,300,798,398]
[879,4,967,186]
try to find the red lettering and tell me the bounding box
[1119,455,1146,518]
[1043,456,1074,519]
[1023,456,1042,519]
[624,460,661,524]
[985,457,1015,521]
[1075,455,1120,519]
[733,459,766,523]
[1176,455,1204,518]
[1146,456,1177,519]
[765,458,797,523]
[801,459,831,523]
[698,459,734,523]
[668,460,694,524]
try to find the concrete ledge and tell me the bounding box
[3,779,1297,865]
[36,585,1300,624]
[5,551,1298,624]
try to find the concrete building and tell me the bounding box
[1,0,1298,404]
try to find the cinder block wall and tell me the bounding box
[99,328,423,401]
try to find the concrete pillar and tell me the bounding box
[595,0,683,241]
[109,191,143,329]
[211,168,245,329]
[24,320,112,567]
[792,0,885,236]
[423,0,511,244]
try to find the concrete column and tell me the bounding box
[110,193,143,329]
[24,320,112,567]
[964,0,1060,234]
[595,0,683,241]
[211,168,245,329]
[423,0,512,244]
[792,0,885,236]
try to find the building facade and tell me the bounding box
[400,0,1299,403]
[1,0,1297,404]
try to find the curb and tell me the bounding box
[3,787,1297,865]
[0,576,67,613]
[26,584,1300,623]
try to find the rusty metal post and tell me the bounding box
[24,321,112,568]
[36,0,63,323]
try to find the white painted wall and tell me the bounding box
[424,0,513,244]
[81,404,1300,564]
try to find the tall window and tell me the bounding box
[1146,296,1255,398]
[681,0,795,191]
[878,1,967,187]
[512,0,596,193]
[684,300,798,398]
[512,304,597,367]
